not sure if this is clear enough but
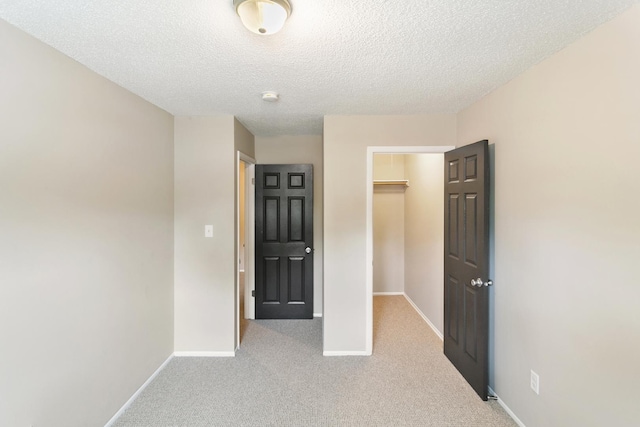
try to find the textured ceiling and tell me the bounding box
[1,0,637,136]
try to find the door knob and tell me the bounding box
[305,247,312,254]
[471,278,493,287]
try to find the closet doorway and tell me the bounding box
[367,146,454,353]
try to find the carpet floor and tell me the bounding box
[112,296,516,426]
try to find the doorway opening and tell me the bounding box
[366,146,455,354]
[236,152,256,350]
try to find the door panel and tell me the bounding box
[256,164,313,319]
[263,257,280,302]
[288,197,305,241]
[446,275,460,343]
[288,257,305,302]
[465,194,478,266]
[444,140,490,400]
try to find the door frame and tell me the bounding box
[365,145,455,355]
[236,151,256,350]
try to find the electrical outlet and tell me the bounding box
[530,370,540,394]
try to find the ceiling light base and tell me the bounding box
[233,0,292,35]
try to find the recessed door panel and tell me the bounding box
[448,194,459,259]
[464,286,478,361]
[446,275,460,343]
[264,198,280,242]
[464,155,478,181]
[263,257,280,303]
[288,197,305,242]
[264,173,280,189]
[288,173,305,189]
[288,257,305,303]
[464,194,478,267]
[448,160,460,183]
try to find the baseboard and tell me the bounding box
[373,292,404,296]
[488,387,526,427]
[173,351,235,357]
[323,350,370,356]
[313,313,323,318]
[403,293,444,341]
[104,353,174,427]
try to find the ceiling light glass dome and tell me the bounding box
[234,0,292,35]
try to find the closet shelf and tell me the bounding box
[373,179,409,187]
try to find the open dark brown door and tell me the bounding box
[444,140,491,400]
[255,164,313,319]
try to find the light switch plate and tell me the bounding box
[205,225,213,237]
[531,370,540,395]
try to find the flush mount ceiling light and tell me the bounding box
[233,0,292,35]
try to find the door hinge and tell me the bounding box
[251,290,255,297]
[251,177,255,185]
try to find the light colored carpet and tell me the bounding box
[112,296,516,426]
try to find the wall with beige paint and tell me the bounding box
[373,154,406,180]
[234,118,255,160]
[403,154,444,336]
[255,135,324,314]
[373,154,406,294]
[323,115,457,352]
[174,117,254,353]
[0,19,174,427]
[457,5,640,425]
[174,116,235,352]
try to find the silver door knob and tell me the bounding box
[305,247,312,254]
[471,278,493,287]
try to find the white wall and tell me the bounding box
[403,154,444,335]
[0,19,174,427]
[255,135,324,314]
[373,154,406,294]
[323,115,457,352]
[457,5,640,426]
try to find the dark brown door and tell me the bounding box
[255,164,313,319]
[444,140,491,400]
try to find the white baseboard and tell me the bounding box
[313,313,323,318]
[403,293,444,341]
[173,351,235,357]
[104,353,174,427]
[488,387,526,427]
[323,350,370,356]
[373,292,404,296]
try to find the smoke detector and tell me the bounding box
[262,91,279,102]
